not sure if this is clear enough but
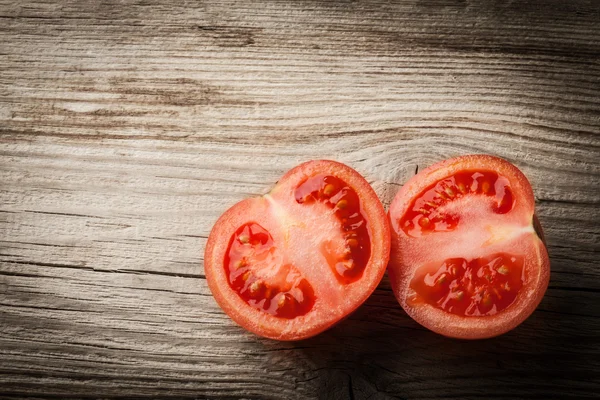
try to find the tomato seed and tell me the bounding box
[497,265,509,275]
[436,273,448,285]
[347,238,358,247]
[239,234,250,244]
[482,293,492,306]
[481,181,490,194]
[336,199,348,209]
[323,184,335,196]
[277,295,287,308]
[250,281,263,295]
[492,288,502,299]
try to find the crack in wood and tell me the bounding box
[2,261,206,280]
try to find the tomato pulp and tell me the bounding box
[204,160,390,340]
[388,155,550,339]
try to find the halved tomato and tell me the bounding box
[388,155,550,339]
[204,160,390,340]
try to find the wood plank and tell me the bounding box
[1,0,599,398]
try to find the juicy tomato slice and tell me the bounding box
[400,170,514,237]
[225,222,315,319]
[388,155,550,339]
[204,160,390,340]
[409,253,524,317]
[295,174,371,284]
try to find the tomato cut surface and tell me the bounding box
[409,253,524,317]
[295,174,371,284]
[388,155,550,339]
[225,222,315,319]
[401,170,514,237]
[204,160,390,340]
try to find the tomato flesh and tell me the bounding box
[205,160,391,340]
[295,175,371,284]
[388,155,550,339]
[225,222,315,319]
[224,174,372,320]
[408,253,524,317]
[204,160,390,340]
[400,170,514,238]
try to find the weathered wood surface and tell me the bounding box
[1,0,599,398]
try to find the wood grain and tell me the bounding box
[1,0,599,398]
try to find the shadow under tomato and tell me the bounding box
[288,273,598,400]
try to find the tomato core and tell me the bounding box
[295,175,371,284]
[224,223,315,319]
[400,170,514,237]
[408,253,524,316]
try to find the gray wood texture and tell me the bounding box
[1,0,599,398]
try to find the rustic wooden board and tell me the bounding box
[1,0,599,398]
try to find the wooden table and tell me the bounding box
[1,1,599,398]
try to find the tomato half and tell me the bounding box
[204,160,390,340]
[388,155,550,339]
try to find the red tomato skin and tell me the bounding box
[204,160,390,341]
[388,155,550,339]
